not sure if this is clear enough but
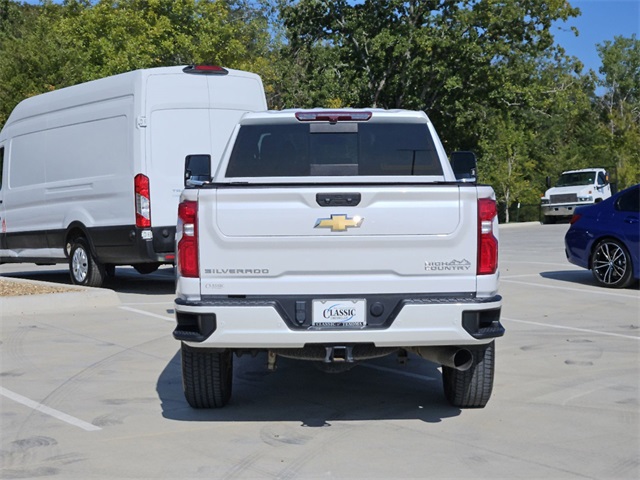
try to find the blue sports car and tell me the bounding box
[565,184,639,288]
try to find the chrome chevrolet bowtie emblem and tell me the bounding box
[315,214,364,232]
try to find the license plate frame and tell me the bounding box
[311,299,367,328]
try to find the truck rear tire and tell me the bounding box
[181,343,233,408]
[69,238,106,287]
[442,341,495,408]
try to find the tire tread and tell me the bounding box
[442,341,495,408]
[181,344,232,408]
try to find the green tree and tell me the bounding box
[275,0,584,218]
[596,35,640,188]
[478,113,536,223]
[0,0,272,129]
[0,1,75,127]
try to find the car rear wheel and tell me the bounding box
[442,341,495,408]
[591,239,634,288]
[181,343,233,408]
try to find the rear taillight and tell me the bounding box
[478,198,498,275]
[134,174,151,228]
[177,200,198,278]
[569,214,582,225]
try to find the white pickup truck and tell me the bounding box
[173,109,504,409]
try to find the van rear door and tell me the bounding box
[145,69,267,229]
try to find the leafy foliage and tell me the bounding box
[0,0,271,125]
[596,35,640,187]
[0,0,638,219]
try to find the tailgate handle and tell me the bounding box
[316,193,361,207]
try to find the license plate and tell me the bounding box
[312,299,367,328]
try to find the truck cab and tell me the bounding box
[540,168,612,224]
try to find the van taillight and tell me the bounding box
[478,198,498,275]
[134,174,151,228]
[177,200,199,278]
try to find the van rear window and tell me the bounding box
[225,123,443,177]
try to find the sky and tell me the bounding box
[552,0,640,75]
[22,0,640,76]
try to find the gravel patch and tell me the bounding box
[0,278,76,297]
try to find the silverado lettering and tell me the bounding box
[206,268,270,275]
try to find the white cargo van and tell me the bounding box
[0,65,267,286]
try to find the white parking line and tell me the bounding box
[503,317,640,340]
[501,278,639,299]
[120,301,174,306]
[0,387,101,432]
[119,306,174,322]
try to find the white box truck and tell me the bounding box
[0,65,267,286]
[540,168,612,224]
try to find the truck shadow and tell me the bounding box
[156,350,462,425]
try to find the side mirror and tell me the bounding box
[184,154,212,187]
[451,151,477,183]
[546,176,551,189]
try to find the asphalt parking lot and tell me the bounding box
[1,222,638,480]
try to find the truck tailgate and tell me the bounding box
[197,185,479,296]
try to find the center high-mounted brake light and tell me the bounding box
[477,198,498,275]
[177,200,199,278]
[295,111,372,122]
[183,65,229,75]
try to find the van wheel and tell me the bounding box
[133,263,160,275]
[69,238,105,287]
[181,344,233,408]
[442,341,495,408]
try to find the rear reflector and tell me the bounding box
[569,214,582,225]
[183,65,229,75]
[134,174,151,228]
[177,200,199,278]
[295,111,372,122]
[478,198,498,275]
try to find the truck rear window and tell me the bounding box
[225,123,443,177]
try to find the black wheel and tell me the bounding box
[181,343,233,408]
[541,215,555,225]
[591,239,634,288]
[442,341,495,408]
[68,238,105,287]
